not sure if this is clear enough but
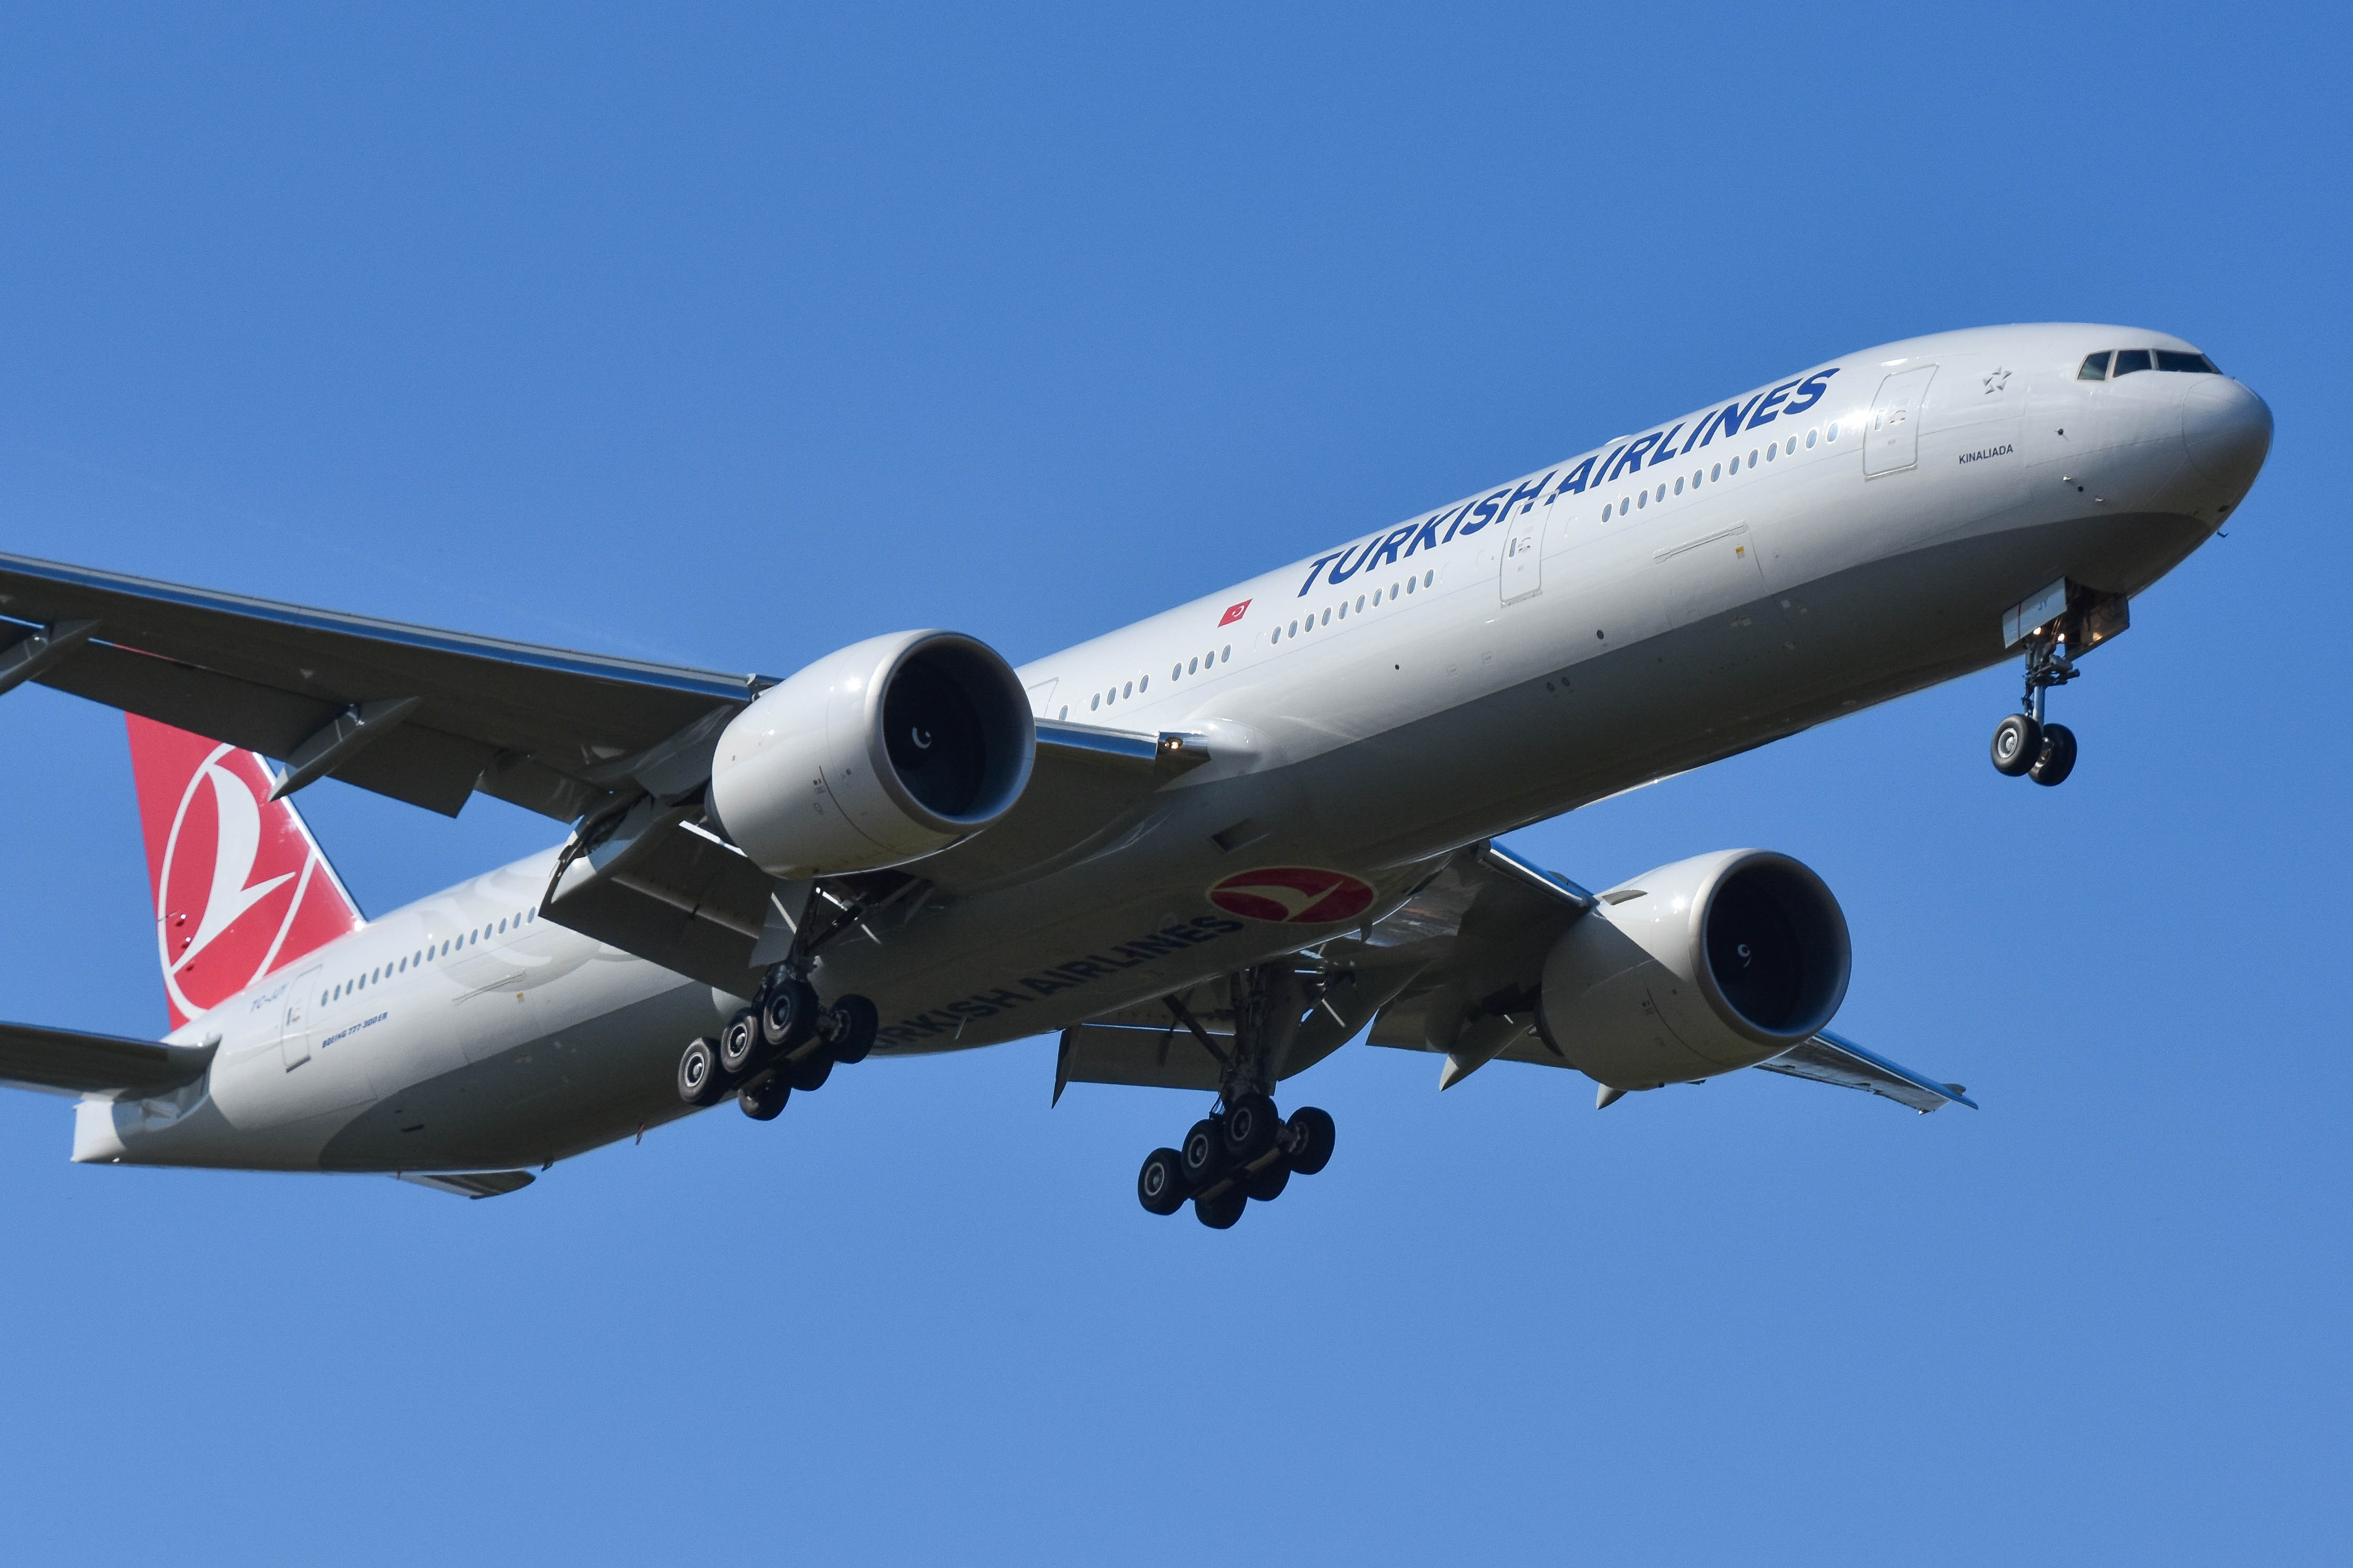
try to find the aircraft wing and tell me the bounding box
[0,551,769,822]
[0,1021,217,1099]
[1755,1030,1977,1113]
[0,554,1201,991]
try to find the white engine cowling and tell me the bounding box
[1537,849,1850,1091]
[709,630,1034,877]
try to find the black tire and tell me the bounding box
[786,1050,834,1093]
[739,1074,789,1120]
[1991,713,2042,776]
[760,979,819,1050]
[676,1036,725,1106]
[1222,1093,1280,1161]
[1284,1106,1336,1176]
[2029,722,2078,787]
[1179,1118,1225,1189]
[717,1009,766,1077]
[1195,1190,1247,1229]
[1137,1147,1189,1215]
[1246,1162,1291,1202]
[823,994,880,1065]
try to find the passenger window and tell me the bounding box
[1747,449,1758,465]
[1786,437,1796,454]
[2112,348,2152,376]
[2154,350,2219,374]
[1766,443,1776,461]
[1286,622,1297,638]
[1173,663,1183,679]
[1423,571,1433,587]
[498,918,506,934]
[2078,352,2111,381]
[1354,597,1364,612]
[1058,706,1068,719]
[1221,645,1230,661]
[1827,423,1838,441]
[1602,503,1612,520]
[1805,429,1817,447]
[1636,491,1647,509]
[1710,463,1721,481]
[1091,694,1099,710]
[1321,608,1330,625]
[1655,484,1665,502]
[1138,676,1147,690]
[1336,603,1346,619]
[1405,577,1415,594]
[1673,477,1684,495]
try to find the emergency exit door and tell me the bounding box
[1499,512,1546,604]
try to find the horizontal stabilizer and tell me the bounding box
[0,1021,217,1099]
[1756,1030,1976,1114]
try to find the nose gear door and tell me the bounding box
[1864,365,1938,476]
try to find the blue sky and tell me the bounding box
[0,4,2345,1563]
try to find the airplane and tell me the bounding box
[0,323,2271,1223]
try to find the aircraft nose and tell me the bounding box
[2183,375,2273,491]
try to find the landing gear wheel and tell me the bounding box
[2029,723,2077,787]
[1245,1163,1291,1202]
[739,1074,789,1120]
[1991,713,2042,776]
[1194,1190,1247,1229]
[676,1036,725,1106]
[760,979,819,1051]
[822,994,879,1065]
[786,1051,834,1093]
[1283,1106,1336,1176]
[1137,1148,1189,1215]
[1222,1093,1280,1162]
[717,1009,765,1078]
[1179,1119,1225,1190]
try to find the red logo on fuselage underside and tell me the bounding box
[1207,867,1375,924]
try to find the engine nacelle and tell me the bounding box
[709,631,1034,878]
[1537,849,1850,1091]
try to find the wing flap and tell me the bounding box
[0,1022,217,1099]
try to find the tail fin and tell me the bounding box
[126,716,364,1029]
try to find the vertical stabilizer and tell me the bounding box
[125,716,364,1029]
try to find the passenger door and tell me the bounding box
[1498,510,1547,605]
[279,964,320,1070]
[1864,366,1938,477]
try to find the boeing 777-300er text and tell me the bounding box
[0,324,2271,1222]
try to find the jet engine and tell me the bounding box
[709,631,1034,878]
[1537,850,1850,1091]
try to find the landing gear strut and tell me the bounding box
[1989,631,2080,787]
[1132,964,1339,1229]
[672,880,885,1117]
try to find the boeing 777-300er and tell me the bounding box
[0,324,2271,1222]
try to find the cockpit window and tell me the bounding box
[2077,352,2111,381]
[2154,349,2220,374]
[2111,348,2153,377]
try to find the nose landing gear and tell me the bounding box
[1988,633,2084,787]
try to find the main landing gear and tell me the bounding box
[674,970,880,1119]
[1137,1098,1336,1229]
[1134,962,1338,1229]
[1989,631,2080,787]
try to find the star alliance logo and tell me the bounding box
[1982,367,2012,396]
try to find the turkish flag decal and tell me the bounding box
[1207,867,1375,925]
[1218,599,1251,627]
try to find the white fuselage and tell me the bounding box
[79,322,2270,1174]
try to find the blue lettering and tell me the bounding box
[1498,470,1556,521]
[1295,549,1347,596]
[1550,455,1597,497]
[1782,368,1839,416]
[1326,537,1376,585]
[1367,523,1420,566]
[1436,501,1476,542]
[1745,378,1802,429]
[1401,511,1445,557]
[1604,433,1663,481]
[1695,392,1766,447]
[1456,488,1511,538]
